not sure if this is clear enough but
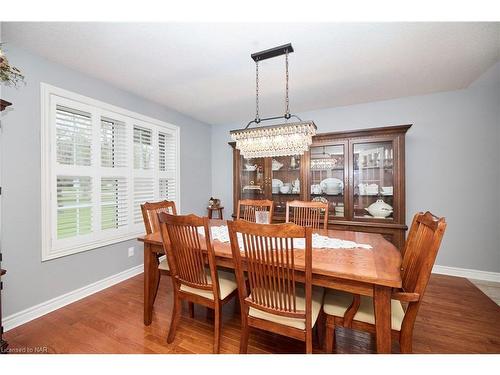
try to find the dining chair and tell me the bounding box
[227,220,324,354]
[322,211,447,353]
[285,200,329,230]
[140,200,179,308]
[158,213,239,353]
[141,200,177,235]
[236,199,274,223]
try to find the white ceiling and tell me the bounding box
[2,22,499,125]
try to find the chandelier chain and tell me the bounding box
[255,60,260,122]
[285,50,290,119]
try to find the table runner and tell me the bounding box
[197,225,372,250]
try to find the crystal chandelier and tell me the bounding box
[230,43,316,159]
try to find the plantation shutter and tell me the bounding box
[133,177,154,223]
[43,85,180,260]
[134,126,153,170]
[56,106,92,166]
[158,131,177,202]
[101,118,127,168]
[56,176,92,239]
[101,177,128,230]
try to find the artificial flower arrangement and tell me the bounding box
[0,44,25,87]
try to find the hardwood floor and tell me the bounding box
[4,273,500,354]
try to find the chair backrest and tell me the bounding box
[141,200,177,234]
[227,220,313,325]
[157,213,220,299]
[285,200,329,230]
[401,211,447,296]
[236,199,274,223]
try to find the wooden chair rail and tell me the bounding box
[391,291,420,302]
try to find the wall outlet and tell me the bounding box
[128,247,135,257]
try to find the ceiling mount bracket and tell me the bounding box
[251,43,294,62]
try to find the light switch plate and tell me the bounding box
[128,247,135,257]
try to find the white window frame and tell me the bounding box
[41,83,181,261]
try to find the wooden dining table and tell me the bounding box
[137,219,402,353]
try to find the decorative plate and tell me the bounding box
[272,179,283,187]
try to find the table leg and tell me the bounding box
[373,285,392,354]
[144,243,159,325]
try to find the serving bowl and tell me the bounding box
[365,199,393,218]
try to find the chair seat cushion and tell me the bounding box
[323,289,405,331]
[248,286,324,330]
[158,259,169,271]
[180,270,238,300]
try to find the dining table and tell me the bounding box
[137,219,402,354]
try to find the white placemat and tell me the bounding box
[197,225,372,250]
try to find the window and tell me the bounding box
[41,83,180,261]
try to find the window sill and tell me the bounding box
[42,232,144,262]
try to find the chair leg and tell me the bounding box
[306,328,313,354]
[167,294,181,344]
[151,264,161,307]
[213,304,222,354]
[316,310,325,350]
[325,315,335,353]
[399,330,413,354]
[152,274,161,304]
[239,316,250,354]
[188,302,194,318]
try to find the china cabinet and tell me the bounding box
[230,124,411,249]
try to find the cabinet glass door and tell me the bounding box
[271,155,302,216]
[310,144,346,219]
[353,141,394,220]
[240,156,267,201]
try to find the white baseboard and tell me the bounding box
[2,264,143,332]
[433,265,500,283]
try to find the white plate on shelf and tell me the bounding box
[272,179,283,187]
[243,185,262,191]
[320,177,343,191]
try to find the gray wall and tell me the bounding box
[0,45,212,316]
[212,77,500,273]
